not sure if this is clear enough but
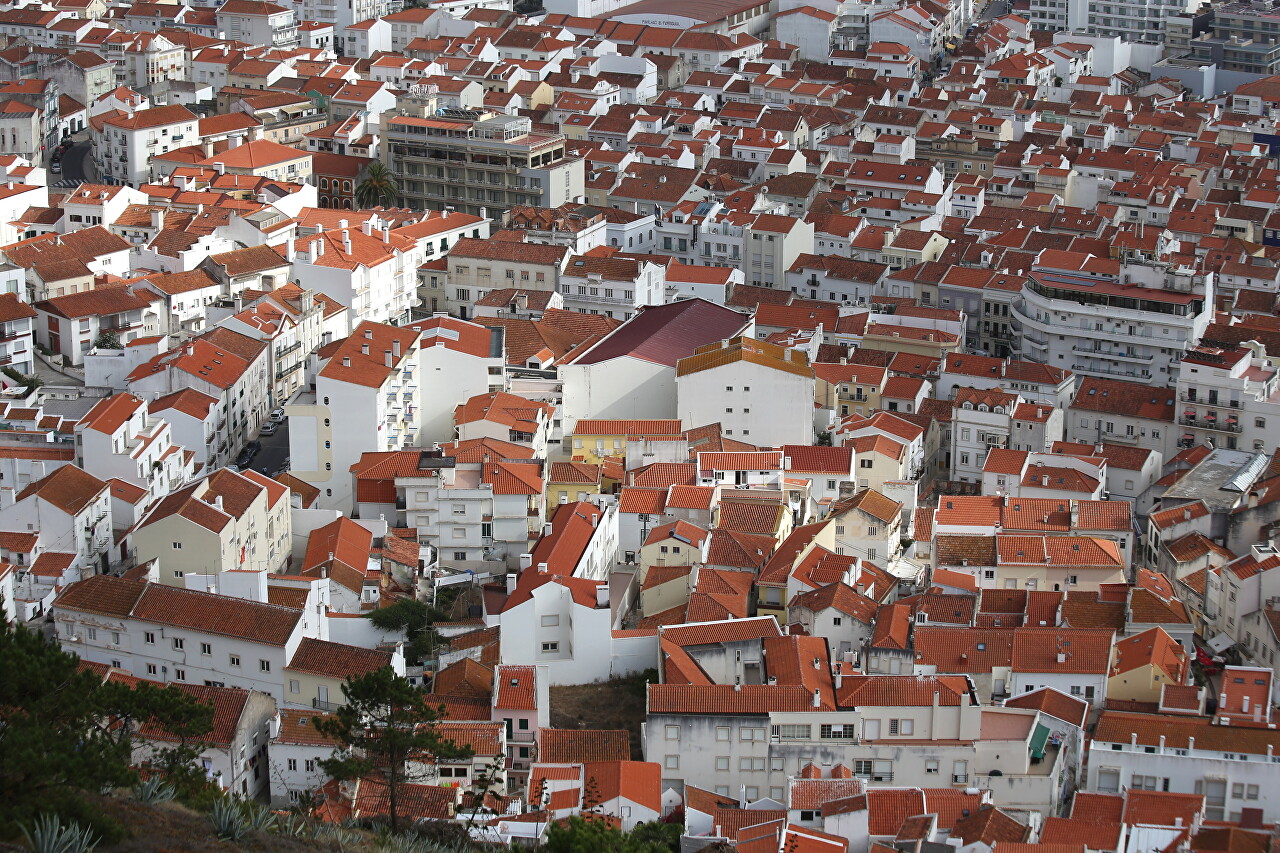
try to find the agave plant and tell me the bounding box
[276,813,311,839]
[209,798,249,842]
[241,801,278,833]
[133,776,177,805]
[19,814,99,853]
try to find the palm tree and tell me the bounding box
[354,161,399,209]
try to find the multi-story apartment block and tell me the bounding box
[0,292,35,376]
[383,110,584,218]
[1174,344,1280,454]
[53,574,312,702]
[0,464,111,576]
[351,445,545,568]
[94,104,199,186]
[131,468,291,583]
[287,321,423,510]
[1012,250,1213,384]
[1189,2,1280,73]
[1088,710,1280,821]
[74,393,192,506]
[215,0,299,49]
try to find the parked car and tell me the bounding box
[235,441,261,468]
[50,159,61,174]
[260,422,278,436]
[269,407,285,422]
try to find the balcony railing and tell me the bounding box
[312,698,342,711]
[1178,416,1242,433]
[1071,363,1153,380]
[1071,345,1154,363]
[1179,393,1240,408]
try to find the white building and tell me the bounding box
[559,298,753,433]
[1012,250,1213,385]
[94,104,200,187]
[403,315,504,443]
[287,321,423,510]
[676,337,816,448]
[53,573,313,702]
[1087,710,1280,821]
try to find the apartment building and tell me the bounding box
[1174,344,1280,454]
[215,0,299,50]
[402,315,505,442]
[383,110,584,218]
[127,334,271,459]
[1088,711,1280,821]
[74,393,191,507]
[1189,2,1280,74]
[0,464,111,576]
[131,468,291,584]
[94,104,199,186]
[0,292,36,376]
[1013,251,1213,384]
[950,387,1024,483]
[645,620,1067,813]
[351,445,544,568]
[287,321,423,510]
[53,574,310,702]
[676,338,816,448]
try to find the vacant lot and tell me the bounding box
[549,671,656,760]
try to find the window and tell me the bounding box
[146,663,157,675]
[287,759,297,771]
[664,755,679,769]
[230,654,240,667]
[1257,418,1267,428]
[738,757,765,771]
[740,727,765,741]
[172,541,182,549]
[259,660,271,672]
[665,726,680,741]
[860,459,873,468]
[541,641,559,653]
[144,632,155,645]
[305,759,316,772]
[200,642,211,655]
[715,756,730,771]
[774,724,811,739]
[925,759,939,774]
[820,724,856,739]
[540,615,559,627]
[174,668,187,681]
[289,679,300,694]
[715,726,731,741]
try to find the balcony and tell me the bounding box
[312,698,342,712]
[1178,416,1242,433]
[1179,393,1240,408]
[1071,363,1153,380]
[1071,345,1154,364]
[276,341,302,358]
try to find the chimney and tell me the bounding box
[228,134,242,149]
[537,562,548,574]
[384,349,392,367]
[520,553,533,570]
[185,343,194,356]
[362,218,373,236]
[286,236,295,260]
[268,712,281,738]
[812,688,822,708]
[342,230,351,254]
[215,161,225,175]
[214,495,223,511]
[506,572,517,593]
[392,339,401,357]
[595,584,608,607]
[543,521,553,537]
